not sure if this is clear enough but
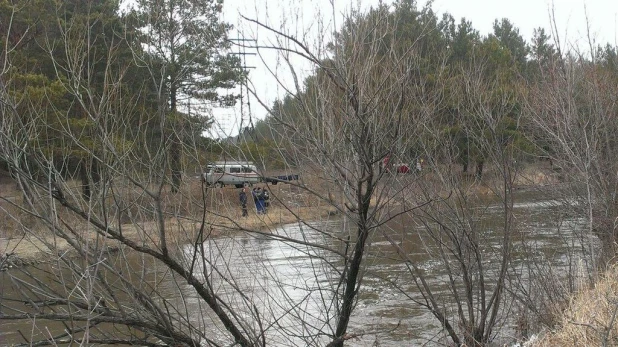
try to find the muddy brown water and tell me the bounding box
[0,189,590,346]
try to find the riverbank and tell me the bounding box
[0,164,559,268]
[0,176,341,269]
[529,264,618,346]
[0,164,609,345]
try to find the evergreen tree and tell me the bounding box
[1,0,138,199]
[130,0,244,192]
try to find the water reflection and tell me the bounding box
[0,193,593,346]
[171,221,342,346]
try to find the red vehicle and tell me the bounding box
[381,155,414,174]
[395,163,410,173]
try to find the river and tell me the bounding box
[0,189,593,346]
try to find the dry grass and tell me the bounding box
[0,183,31,239]
[0,173,340,263]
[531,264,618,346]
[0,164,563,264]
[513,163,561,187]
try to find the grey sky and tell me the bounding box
[208,0,617,138]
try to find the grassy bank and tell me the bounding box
[0,163,555,264]
[0,175,340,265]
[4,164,612,346]
[529,264,618,346]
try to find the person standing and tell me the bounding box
[252,188,260,214]
[255,187,265,214]
[262,189,270,210]
[258,187,268,214]
[239,188,248,217]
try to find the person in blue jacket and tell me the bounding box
[252,187,262,214]
[239,188,248,217]
[255,187,266,214]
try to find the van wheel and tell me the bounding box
[214,182,223,188]
[243,182,252,188]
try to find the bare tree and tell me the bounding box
[241,2,527,345]
[526,43,618,268]
[239,3,440,345]
[2,1,599,346]
[0,2,263,345]
[507,18,618,339]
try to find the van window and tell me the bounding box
[230,167,241,173]
[241,167,253,173]
[214,167,224,173]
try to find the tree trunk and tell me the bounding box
[80,157,101,200]
[475,160,484,179]
[170,142,181,193]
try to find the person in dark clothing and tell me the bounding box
[255,187,265,214]
[252,188,258,203]
[257,188,268,214]
[252,188,261,214]
[239,188,248,217]
[262,189,270,210]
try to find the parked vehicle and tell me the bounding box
[395,163,410,173]
[203,161,261,188]
[203,161,301,188]
[263,174,300,185]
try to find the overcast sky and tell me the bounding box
[430,0,617,46]
[208,0,618,138]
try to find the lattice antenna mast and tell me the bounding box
[230,33,256,141]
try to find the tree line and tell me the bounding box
[246,0,618,344]
[1,0,618,346]
[1,0,243,195]
[257,0,617,181]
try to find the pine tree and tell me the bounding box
[130,0,244,192]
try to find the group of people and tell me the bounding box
[239,186,270,217]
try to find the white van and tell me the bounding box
[203,161,262,188]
